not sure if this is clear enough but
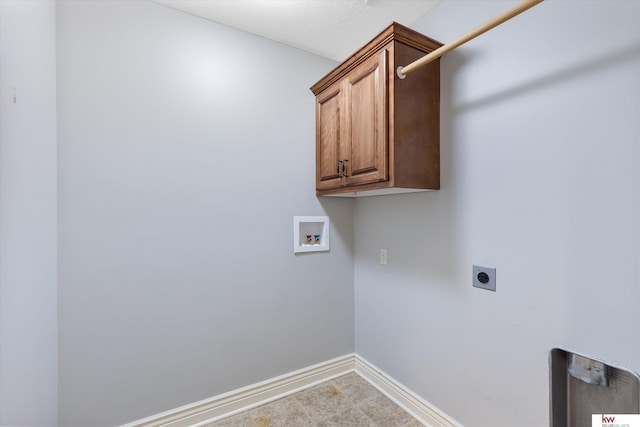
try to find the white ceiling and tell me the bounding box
[153,0,442,61]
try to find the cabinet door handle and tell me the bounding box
[337,160,343,177]
[342,159,348,177]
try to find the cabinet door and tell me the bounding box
[343,49,388,187]
[316,80,343,191]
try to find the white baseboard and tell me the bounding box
[121,353,461,427]
[353,355,462,427]
[120,354,354,427]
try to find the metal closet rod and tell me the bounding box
[397,0,544,79]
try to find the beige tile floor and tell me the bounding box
[205,372,423,427]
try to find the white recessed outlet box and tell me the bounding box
[293,216,329,253]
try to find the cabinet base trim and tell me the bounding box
[320,187,435,197]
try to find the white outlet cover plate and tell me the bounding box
[379,249,388,265]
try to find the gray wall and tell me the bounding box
[0,1,58,426]
[355,1,640,426]
[56,1,352,426]
[5,1,638,426]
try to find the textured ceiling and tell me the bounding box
[153,0,442,61]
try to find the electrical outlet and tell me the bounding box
[379,249,388,265]
[473,265,496,291]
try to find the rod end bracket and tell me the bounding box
[396,66,406,79]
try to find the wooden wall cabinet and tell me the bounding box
[311,23,442,197]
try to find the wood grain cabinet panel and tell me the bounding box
[316,81,342,191]
[310,22,442,197]
[344,49,387,187]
